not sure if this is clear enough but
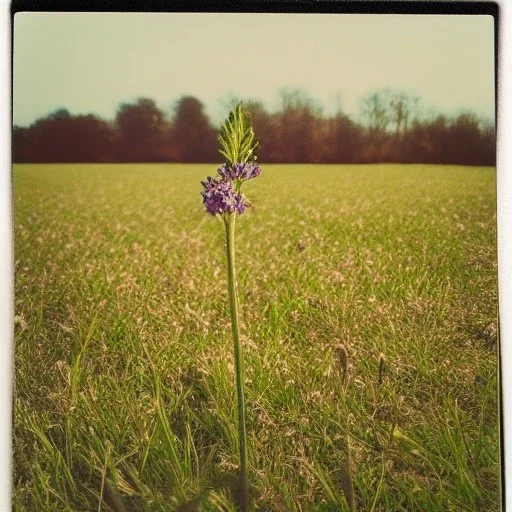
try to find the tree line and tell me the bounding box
[12,89,495,165]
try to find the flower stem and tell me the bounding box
[224,213,249,511]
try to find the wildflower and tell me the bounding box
[217,162,261,182]
[200,177,247,216]
[200,103,260,511]
[200,104,260,217]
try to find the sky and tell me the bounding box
[12,12,495,127]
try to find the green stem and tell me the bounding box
[224,214,249,511]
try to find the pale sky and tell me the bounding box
[13,12,495,127]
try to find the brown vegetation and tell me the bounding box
[12,89,495,165]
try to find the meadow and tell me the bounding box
[12,163,499,511]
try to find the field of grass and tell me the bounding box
[13,163,499,511]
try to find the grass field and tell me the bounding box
[12,163,499,511]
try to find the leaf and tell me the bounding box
[218,103,259,164]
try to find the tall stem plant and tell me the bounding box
[225,213,249,508]
[200,104,260,511]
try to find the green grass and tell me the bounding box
[13,163,499,511]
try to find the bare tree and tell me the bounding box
[389,92,419,139]
[360,90,391,136]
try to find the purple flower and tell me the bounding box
[201,177,248,216]
[217,162,261,182]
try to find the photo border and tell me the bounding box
[2,2,508,511]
